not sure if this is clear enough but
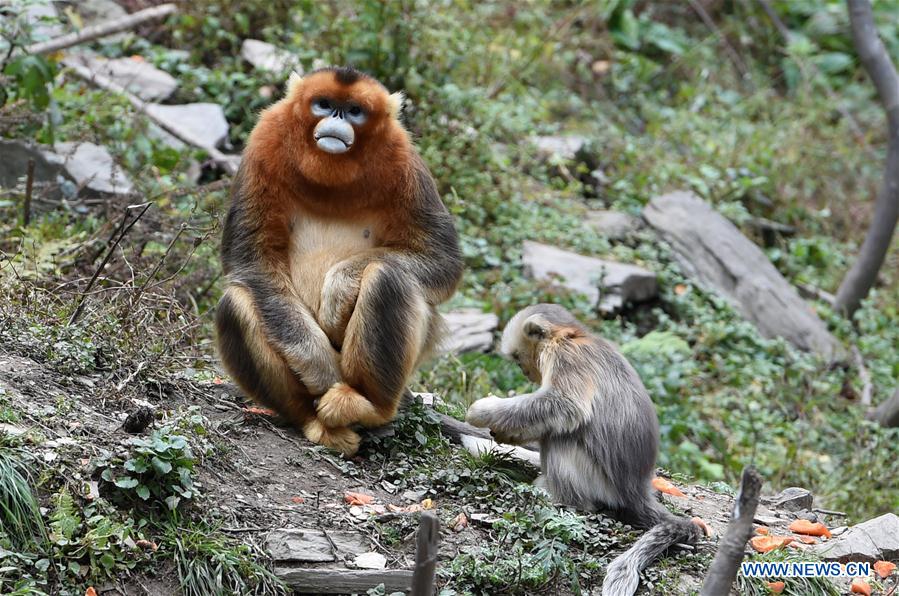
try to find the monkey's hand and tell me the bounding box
[319,261,363,348]
[465,396,504,429]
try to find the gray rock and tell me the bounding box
[768,487,814,512]
[0,139,68,202]
[49,142,133,196]
[23,2,64,40]
[353,552,387,570]
[530,135,589,161]
[586,210,642,240]
[145,103,229,149]
[71,54,177,101]
[812,513,899,563]
[643,192,843,359]
[441,310,498,353]
[241,39,299,74]
[522,240,658,313]
[75,0,127,26]
[265,529,369,563]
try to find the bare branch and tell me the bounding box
[700,466,764,596]
[851,345,873,406]
[834,0,899,316]
[26,4,177,55]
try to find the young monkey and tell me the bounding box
[466,304,703,596]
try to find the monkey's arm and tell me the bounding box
[222,192,342,395]
[466,390,588,444]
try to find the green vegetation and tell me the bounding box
[1,0,898,593]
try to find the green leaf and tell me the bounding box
[165,495,181,510]
[124,459,149,473]
[151,456,173,475]
[414,430,428,445]
[99,552,115,569]
[114,476,139,489]
[135,485,150,500]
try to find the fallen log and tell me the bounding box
[272,568,413,594]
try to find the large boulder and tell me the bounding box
[144,103,230,150]
[812,513,899,563]
[69,54,178,101]
[586,210,642,240]
[240,39,299,74]
[522,240,657,313]
[643,191,843,359]
[441,310,498,354]
[0,140,132,199]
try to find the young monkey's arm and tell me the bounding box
[466,389,587,444]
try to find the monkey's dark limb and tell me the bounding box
[411,512,439,596]
[700,466,764,596]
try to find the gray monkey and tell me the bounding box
[466,304,704,596]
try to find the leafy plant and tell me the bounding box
[0,448,46,551]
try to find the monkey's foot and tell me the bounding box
[302,418,361,456]
[317,382,390,428]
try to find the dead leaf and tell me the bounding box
[850,579,871,595]
[788,519,832,538]
[451,512,468,532]
[130,55,145,62]
[344,491,374,506]
[243,406,276,417]
[755,527,769,535]
[750,535,794,553]
[874,560,897,579]
[652,477,686,498]
[213,377,224,385]
[766,581,785,594]
[421,498,434,510]
[291,496,305,504]
[85,588,98,596]
[674,284,688,295]
[591,60,612,76]
[135,539,158,551]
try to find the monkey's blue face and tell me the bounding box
[311,97,368,154]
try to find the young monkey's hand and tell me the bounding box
[465,395,503,428]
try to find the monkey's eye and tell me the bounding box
[348,105,363,117]
[345,104,367,125]
[311,98,333,117]
[316,98,332,110]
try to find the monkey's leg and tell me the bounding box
[316,262,430,428]
[215,285,361,456]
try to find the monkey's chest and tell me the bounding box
[288,217,376,308]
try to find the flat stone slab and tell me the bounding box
[586,210,642,240]
[145,103,229,149]
[71,54,177,101]
[241,39,299,74]
[812,513,899,563]
[643,191,843,359]
[522,240,657,312]
[441,310,498,353]
[49,142,133,196]
[273,567,412,594]
[265,528,369,563]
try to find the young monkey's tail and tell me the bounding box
[601,514,702,596]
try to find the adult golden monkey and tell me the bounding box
[467,304,705,596]
[216,67,462,456]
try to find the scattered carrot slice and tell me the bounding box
[750,535,794,553]
[291,496,305,504]
[690,516,712,536]
[755,527,770,535]
[344,491,374,506]
[85,589,98,596]
[788,519,832,538]
[652,477,686,498]
[874,560,897,579]
[850,579,871,595]
[766,581,785,594]
[795,536,817,545]
[243,406,276,416]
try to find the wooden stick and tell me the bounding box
[411,512,439,596]
[63,59,238,174]
[700,466,764,596]
[851,345,873,406]
[26,4,177,55]
[23,158,35,226]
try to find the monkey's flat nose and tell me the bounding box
[314,117,354,154]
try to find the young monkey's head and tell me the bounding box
[501,304,586,384]
[274,67,408,186]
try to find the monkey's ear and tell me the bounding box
[287,71,304,95]
[523,316,548,340]
[387,91,405,119]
